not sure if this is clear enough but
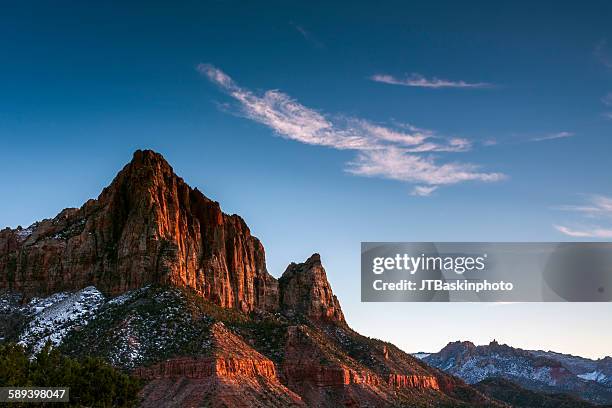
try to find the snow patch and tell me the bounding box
[15,224,36,241]
[578,370,607,383]
[18,286,105,354]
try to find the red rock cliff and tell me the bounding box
[134,322,278,380]
[135,322,305,407]
[0,151,348,322]
[0,150,278,313]
[279,254,345,324]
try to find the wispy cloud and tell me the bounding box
[411,185,438,197]
[601,93,612,119]
[482,138,498,146]
[530,131,574,142]
[554,194,612,238]
[554,225,612,238]
[289,22,324,49]
[370,73,492,89]
[198,64,504,193]
[554,195,612,217]
[346,147,503,185]
[594,40,612,69]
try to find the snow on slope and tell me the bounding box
[18,286,105,354]
[578,371,608,383]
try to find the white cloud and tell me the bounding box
[482,138,498,146]
[346,147,504,185]
[553,195,612,238]
[370,73,492,89]
[290,22,324,49]
[594,40,612,69]
[554,225,612,238]
[355,121,428,146]
[555,195,612,217]
[199,64,504,194]
[602,93,612,106]
[411,185,438,197]
[530,131,574,142]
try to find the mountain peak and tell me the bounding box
[305,252,321,264]
[279,254,345,324]
[0,150,279,313]
[109,149,177,190]
[131,148,169,165]
[122,149,176,182]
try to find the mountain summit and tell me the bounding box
[1,150,502,407]
[1,149,278,313]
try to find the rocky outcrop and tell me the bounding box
[387,374,439,389]
[135,323,278,380]
[134,357,215,379]
[279,254,345,324]
[0,150,278,313]
[135,322,305,408]
[278,324,448,407]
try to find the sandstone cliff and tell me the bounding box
[0,150,350,323]
[279,253,345,324]
[135,322,304,408]
[0,150,278,313]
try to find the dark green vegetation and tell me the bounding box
[474,377,604,408]
[0,343,141,407]
[58,285,253,369]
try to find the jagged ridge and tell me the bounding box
[423,340,612,405]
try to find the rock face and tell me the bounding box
[0,150,349,321]
[279,254,345,324]
[274,322,493,407]
[136,322,304,408]
[0,150,278,313]
[134,322,278,380]
[280,324,439,390]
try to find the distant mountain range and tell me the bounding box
[418,340,612,405]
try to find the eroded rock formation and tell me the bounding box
[135,322,305,407]
[279,254,345,324]
[0,150,278,313]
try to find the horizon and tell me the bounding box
[1,1,611,360]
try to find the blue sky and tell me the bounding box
[1,1,611,358]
